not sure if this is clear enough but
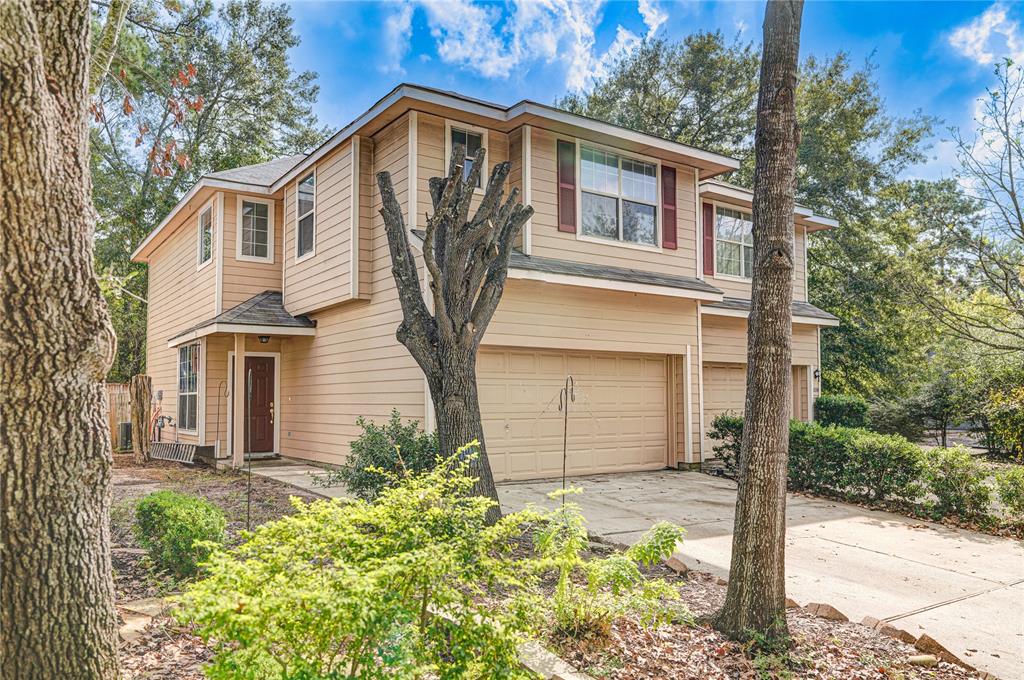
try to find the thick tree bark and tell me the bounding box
[130,374,153,464]
[0,1,120,678]
[377,145,532,523]
[713,0,803,643]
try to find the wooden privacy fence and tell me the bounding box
[105,382,132,451]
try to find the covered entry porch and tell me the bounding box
[166,291,315,467]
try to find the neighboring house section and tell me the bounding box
[132,84,838,479]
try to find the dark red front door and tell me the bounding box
[244,356,275,453]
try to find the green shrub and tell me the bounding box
[708,413,744,476]
[135,491,226,578]
[922,446,992,519]
[313,409,439,499]
[995,466,1024,517]
[787,421,855,495]
[844,431,924,504]
[868,397,926,442]
[179,443,535,679]
[815,394,869,428]
[986,386,1024,461]
[530,488,686,645]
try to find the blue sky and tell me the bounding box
[284,1,1024,179]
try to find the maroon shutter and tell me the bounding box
[661,166,677,250]
[702,202,715,275]
[556,140,576,233]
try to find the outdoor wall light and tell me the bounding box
[813,368,821,380]
[258,335,270,344]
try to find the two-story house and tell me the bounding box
[131,84,838,480]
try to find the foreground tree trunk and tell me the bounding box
[0,2,120,677]
[377,146,533,522]
[713,0,804,643]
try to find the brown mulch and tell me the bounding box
[119,616,212,680]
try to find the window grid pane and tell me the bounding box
[579,146,658,244]
[241,201,269,258]
[715,206,754,278]
[581,192,618,239]
[199,208,213,263]
[177,344,199,431]
[623,200,656,245]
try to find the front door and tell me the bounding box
[244,356,275,453]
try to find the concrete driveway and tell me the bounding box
[497,470,1024,680]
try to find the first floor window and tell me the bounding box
[197,206,213,266]
[177,344,199,432]
[297,172,315,258]
[715,206,754,278]
[580,146,658,246]
[450,127,482,187]
[241,200,269,259]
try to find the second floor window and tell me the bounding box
[715,206,753,278]
[297,172,315,258]
[197,206,213,267]
[580,146,658,247]
[240,200,270,259]
[177,343,199,433]
[450,127,482,187]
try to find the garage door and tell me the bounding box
[703,363,746,449]
[478,348,668,481]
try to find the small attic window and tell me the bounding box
[296,171,316,260]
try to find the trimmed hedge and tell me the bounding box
[708,415,997,520]
[135,490,226,577]
[814,394,869,429]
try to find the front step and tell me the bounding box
[244,451,280,462]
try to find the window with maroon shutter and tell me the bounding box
[556,140,576,233]
[702,202,715,275]
[661,166,677,250]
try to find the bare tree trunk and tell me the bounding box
[130,373,153,464]
[0,2,120,677]
[714,0,803,644]
[377,145,532,523]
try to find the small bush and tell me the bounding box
[868,397,926,442]
[922,446,992,519]
[815,394,869,428]
[787,421,855,495]
[313,410,439,499]
[135,491,226,578]
[995,466,1024,517]
[179,444,535,679]
[708,413,744,476]
[844,431,924,504]
[986,386,1024,461]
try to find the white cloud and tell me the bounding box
[382,1,415,74]
[408,0,663,91]
[949,4,1024,64]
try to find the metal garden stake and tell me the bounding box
[559,375,575,504]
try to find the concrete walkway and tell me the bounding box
[247,458,349,499]
[497,470,1024,680]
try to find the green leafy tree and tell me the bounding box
[90,0,329,380]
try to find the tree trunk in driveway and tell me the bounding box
[0,1,120,677]
[713,0,804,644]
[377,144,532,523]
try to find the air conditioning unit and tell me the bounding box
[118,422,133,451]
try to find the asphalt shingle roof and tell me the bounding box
[206,155,306,187]
[704,296,838,321]
[168,291,313,343]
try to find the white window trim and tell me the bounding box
[196,199,215,271]
[444,119,489,193]
[573,137,663,253]
[235,195,275,264]
[295,168,317,263]
[176,342,201,435]
[710,200,754,281]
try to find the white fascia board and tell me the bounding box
[699,181,820,218]
[700,305,839,326]
[508,268,724,301]
[132,178,272,261]
[805,215,839,229]
[168,323,315,348]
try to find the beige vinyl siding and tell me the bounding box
[358,138,374,297]
[701,315,819,366]
[277,114,424,466]
[283,141,354,315]
[221,192,284,310]
[508,127,524,250]
[146,192,218,445]
[478,348,668,481]
[702,363,810,450]
[527,127,699,277]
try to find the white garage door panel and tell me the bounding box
[479,348,668,481]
